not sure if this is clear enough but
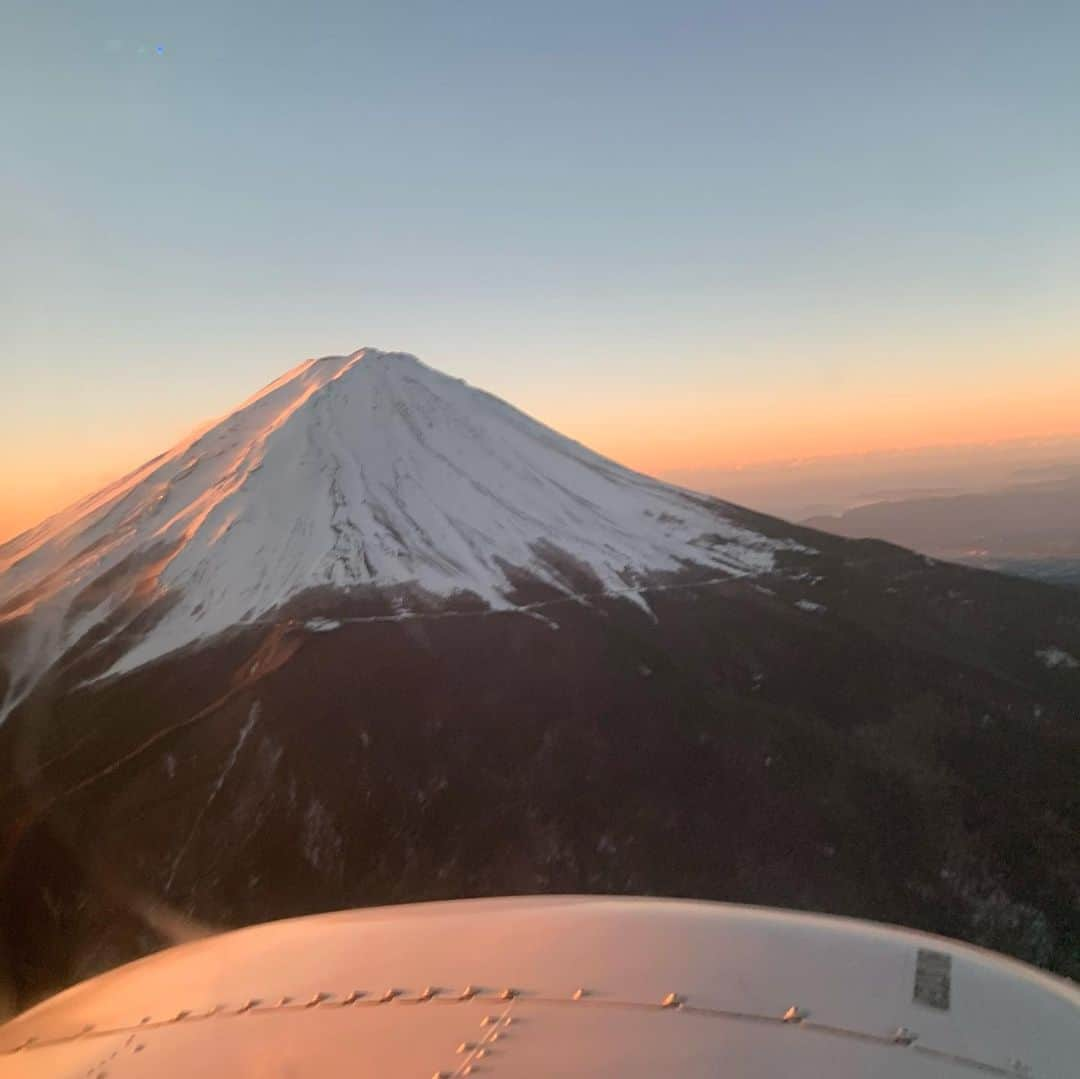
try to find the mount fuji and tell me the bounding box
[0,349,789,717]
[2,348,1078,1010]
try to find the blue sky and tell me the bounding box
[3,1,1080,537]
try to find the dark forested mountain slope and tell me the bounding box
[2,352,1078,1011]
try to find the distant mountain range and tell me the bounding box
[804,475,1080,587]
[2,349,1078,1011]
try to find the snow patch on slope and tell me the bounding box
[1036,646,1079,670]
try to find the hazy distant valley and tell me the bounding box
[669,438,1080,588]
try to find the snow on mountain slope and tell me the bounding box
[0,349,797,720]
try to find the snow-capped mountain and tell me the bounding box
[3,346,1080,1011]
[0,348,789,719]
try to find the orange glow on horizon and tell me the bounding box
[566,376,1080,477]
[4,370,1080,544]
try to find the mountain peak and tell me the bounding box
[347,346,420,363]
[318,347,423,372]
[0,349,793,719]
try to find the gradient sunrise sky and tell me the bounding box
[3,1,1079,542]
